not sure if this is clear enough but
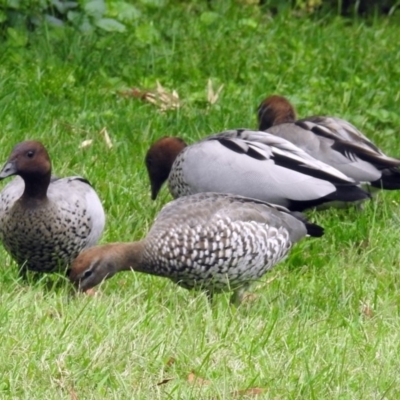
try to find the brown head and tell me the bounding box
[257,95,297,130]
[69,244,121,292]
[0,140,52,199]
[145,136,187,200]
[68,242,144,292]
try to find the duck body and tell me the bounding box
[258,95,400,190]
[142,193,310,291]
[264,122,385,185]
[150,130,370,211]
[70,193,324,303]
[0,141,105,275]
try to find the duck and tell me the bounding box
[69,192,324,304]
[0,140,106,277]
[257,95,400,190]
[145,129,370,212]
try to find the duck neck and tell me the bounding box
[21,172,51,201]
[110,241,150,275]
[271,112,296,125]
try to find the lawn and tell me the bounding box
[1,3,400,398]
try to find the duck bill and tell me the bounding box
[0,161,17,179]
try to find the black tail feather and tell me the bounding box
[305,222,325,237]
[371,168,400,190]
[287,184,370,212]
[291,212,324,237]
[327,184,371,202]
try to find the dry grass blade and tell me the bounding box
[187,371,211,386]
[360,301,374,318]
[79,139,93,149]
[156,378,174,386]
[207,78,224,105]
[59,121,91,135]
[69,387,79,400]
[155,357,177,386]
[99,127,113,149]
[165,357,176,368]
[241,292,259,303]
[231,387,266,397]
[254,276,278,290]
[119,81,180,111]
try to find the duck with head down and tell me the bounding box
[145,130,370,212]
[0,140,106,277]
[257,95,400,190]
[69,192,324,305]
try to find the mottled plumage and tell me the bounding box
[257,95,400,190]
[145,131,370,212]
[69,193,323,304]
[0,141,105,275]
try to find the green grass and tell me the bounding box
[1,3,400,398]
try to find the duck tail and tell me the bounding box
[331,184,371,202]
[291,212,324,237]
[371,168,400,190]
[305,222,325,237]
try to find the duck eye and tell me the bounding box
[82,269,93,279]
[26,150,35,158]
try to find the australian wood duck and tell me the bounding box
[145,130,370,212]
[257,95,400,190]
[0,141,106,276]
[69,192,324,304]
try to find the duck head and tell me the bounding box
[257,95,297,130]
[145,136,187,200]
[69,246,115,291]
[69,242,143,291]
[0,140,52,199]
[0,141,51,179]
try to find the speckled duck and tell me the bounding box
[0,140,106,276]
[69,192,323,304]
